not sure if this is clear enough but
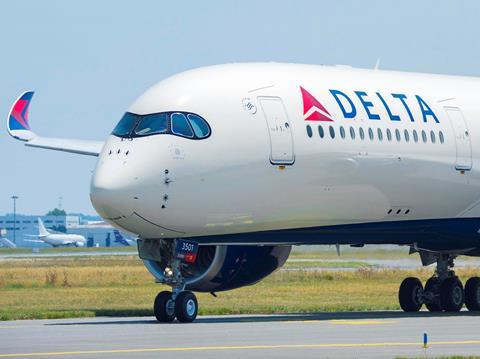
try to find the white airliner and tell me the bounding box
[25,218,86,247]
[7,63,480,322]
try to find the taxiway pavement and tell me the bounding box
[1,312,480,358]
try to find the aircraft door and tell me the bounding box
[258,97,295,165]
[445,107,472,170]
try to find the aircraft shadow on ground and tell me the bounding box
[47,310,480,326]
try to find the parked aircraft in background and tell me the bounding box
[24,218,86,247]
[113,230,136,246]
[7,63,480,322]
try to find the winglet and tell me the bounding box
[7,91,37,141]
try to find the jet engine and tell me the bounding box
[138,239,291,292]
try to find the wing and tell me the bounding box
[7,91,104,156]
[23,239,45,243]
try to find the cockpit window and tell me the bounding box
[134,113,168,136]
[171,113,194,138]
[187,114,210,138]
[112,111,211,140]
[112,113,138,137]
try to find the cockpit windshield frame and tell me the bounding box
[112,111,212,140]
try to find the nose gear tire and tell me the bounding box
[175,291,198,323]
[154,291,176,322]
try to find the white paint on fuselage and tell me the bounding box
[40,233,86,247]
[89,63,480,240]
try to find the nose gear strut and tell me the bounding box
[153,239,199,323]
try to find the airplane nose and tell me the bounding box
[90,163,135,219]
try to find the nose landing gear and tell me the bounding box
[153,239,199,323]
[154,288,198,323]
[399,253,480,312]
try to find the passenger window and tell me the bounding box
[171,113,194,138]
[340,126,346,139]
[413,130,418,143]
[134,113,168,136]
[318,125,324,138]
[430,130,436,143]
[421,130,427,143]
[386,129,392,141]
[368,128,374,140]
[359,127,365,140]
[329,126,335,139]
[306,125,313,138]
[404,129,410,142]
[377,128,383,141]
[439,131,445,143]
[187,114,211,138]
[350,127,356,139]
[395,129,401,142]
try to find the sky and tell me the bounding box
[0,0,479,215]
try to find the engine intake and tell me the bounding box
[139,239,291,292]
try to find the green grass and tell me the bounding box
[1,254,479,321]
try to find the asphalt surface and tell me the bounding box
[1,312,480,358]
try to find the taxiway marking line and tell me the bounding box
[1,340,480,357]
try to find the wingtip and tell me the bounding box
[7,90,36,141]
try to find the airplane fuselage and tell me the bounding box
[89,63,480,253]
[40,234,86,247]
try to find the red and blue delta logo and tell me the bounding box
[300,86,333,122]
[299,86,440,124]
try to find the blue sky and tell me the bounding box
[1,0,479,215]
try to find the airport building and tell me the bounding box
[0,214,124,247]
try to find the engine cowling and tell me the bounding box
[141,243,291,292]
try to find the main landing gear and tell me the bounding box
[398,254,480,312]
[153,240,199,323]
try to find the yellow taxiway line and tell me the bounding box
[1,340,480,357]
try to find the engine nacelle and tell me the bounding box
[138,240,291,292]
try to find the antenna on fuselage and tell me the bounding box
[374,58,381,71]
